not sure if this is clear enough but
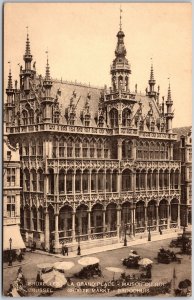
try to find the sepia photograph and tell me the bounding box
[2,2,192,297]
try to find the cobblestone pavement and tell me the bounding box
[3,238,191,297]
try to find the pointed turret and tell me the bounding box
[165,82,174,133]
[110,7,131,92]
[6,65,14,105]
[147,61,157,99]
[23,28,33,70]
[43,51,53,96]
[42,52,54,123]
[7,68,13,90]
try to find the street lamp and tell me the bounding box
[124,224,127,246]
[77,230,81,255]
[148,211,152,242]
[8,238,12,266]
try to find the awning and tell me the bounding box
[3,225,26,251]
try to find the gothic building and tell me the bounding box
[3,121,25,257]
[173,127,192,227]
[4,21,181,252]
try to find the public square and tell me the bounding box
[3,237,191,297]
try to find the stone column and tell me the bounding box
[177,203,180,228]
[80,171,83,194]
[72,171,75,194]
[89,171,91,194]
[145,171,148,192]
[132,207,135,237]
[37,208,40,231]
[118,139,122,160]
[30,207,33,231]
[44,211,50,251]
[144,205,147,231]
[24,209,27,229]
[96,172,98,193]
[54,213,60,252]
[72,211,76,242]
[88,210,91,240]
[117,172,121,194]
[110,171,113,193]
[156,205,159,229]
[103,209,106,236]
[132,139,137,160]
[157,170,160,192]
[167,204,170,229]
[117,207,121,241]
[64,172,66,194]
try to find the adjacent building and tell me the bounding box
[4,20,181,252]
[173,127,192,227]
[3,120,25,258]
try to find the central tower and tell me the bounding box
[110,10,131,92]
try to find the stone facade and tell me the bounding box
[4,23,181,253]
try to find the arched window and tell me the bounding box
[52,138,57,158]
[31,140,36,155]
[32,206,37,231]
[66,170,73,193]
[104,141,109,158]
[31,169,37,191]
[48,169,54,194]
[67,139,73,158]
[98,116,104,127]
[122,140,132,159]
[122,108,131,127]
[22,110,28,125]
[29,110,34,125]
[75,170,81,192]
[110,108,118,128]
[59,170,65,194]
[122,169,132,191]
[155,143,160,159]
[24,169,30,191]
[82,140,88,158]
[97,141,103,158]
[59,138,65,158]
[38,206,45,231]
[75,140,80,158]
[91,170,97,192]
[137,142,143,159]
[83,170,89,193]
[150,142,154,160]
[161,143,165,159]
[90,141,95,158]
[53,112,60,124]
[37,140,43,156]
[37,169,44,192]
[144,142,149,160]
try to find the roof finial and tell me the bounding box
[119,4,122,31]
[150,58,154,80]
[167,77,172,101]
[25,26,31,55]
[45,48,50,80]
[7,61,13,89]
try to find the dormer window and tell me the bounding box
[110,108,118,128]
[53,112,59,124]
[122,108,131,127]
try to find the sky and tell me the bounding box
[4,2,192,128]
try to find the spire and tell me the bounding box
[45,50,51,80]
[150,63,154,81]
[167,81,172,102]
[7,62,13,90]
[25,27,31,56]
[148,58,156,94]
[119,5,122,31]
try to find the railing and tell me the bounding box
[148,225,157,231]
[159,224,168,230]
[91,232,104,240]
[75,234,88,242]
[170,222,178,228]
[135,227,145,234]
[59,236,73,244]
[104,230,117,238]
[8,123,177,140]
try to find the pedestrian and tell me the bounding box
[65,245,69,256]
[159,227,163,235]
[61,242,65,256]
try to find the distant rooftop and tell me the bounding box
[172,126,192,140]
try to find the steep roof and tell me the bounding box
[172,126,192,140]
[51,79,161,129]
